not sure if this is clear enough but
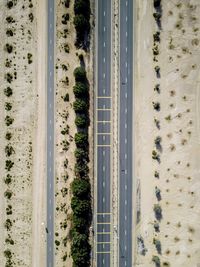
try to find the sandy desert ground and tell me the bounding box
[0,0,46,266]
[135,0,200,266]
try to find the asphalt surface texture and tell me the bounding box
[96,0,112,266]
[47,0,55,266]
[119,0,133,266]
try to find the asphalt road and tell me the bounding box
[96,0,112,266]
[119,0,133,266]
[47,0,55,266]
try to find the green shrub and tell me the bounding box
[75,114,88,128]
[5,73,13,83]
[74,66,86,82]
[4,174,12,185]
[5,102,12,111]
[6,16,15,23]
[72,215,88,233]
[55,240,60,246]
[5,132,12,140]
[152,102,160,111]
[74,148,89,162]
[73,82,88,98]
[4,190,13,199]
[27,53,33,64]
[29,13,34,22]
[62,13,70,24]
[4,249,12,258]
[74,14,90,33]
[4,87,13,97]
[5,116,14,126]
[64,43,70,53]
[5,160,14,171]
[6,29,14,37]
[71,232,91,266]
[6,1,13,9]
[5,145,14,157]
[153,31,160,42]
[74,0,90,16]
[73,99,88,113]
[63,93,69,102]
[74,162,89,178]
[4,219,12,231]
[5,237,14,245]
[71,179,90,199]
[6,205,12,215]
[75,132,88,148]
[152,150,160,163]
[5,44,13,53]
[152,255,160,267]
[71,196,91,217]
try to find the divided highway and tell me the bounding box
[119,0,133,266]
[47,0,55,266]
[95,0,112,266]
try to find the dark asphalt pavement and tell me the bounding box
[96,0,112,266]
[119,0,133,266]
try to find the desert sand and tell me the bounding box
[134,1,200,266]
[0,0,46,266]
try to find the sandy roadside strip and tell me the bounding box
[32,0,47,266]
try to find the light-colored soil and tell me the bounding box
[0,0,45,266]
[135,1,200,266]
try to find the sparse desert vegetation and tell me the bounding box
[0,0,43,266]
[135,0,200,266]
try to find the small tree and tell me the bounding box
[75,114,89,128]
[74,66,86,82]
[71,196,91,217]
[71,179,90,199]
[75,148,89,162]
[73,82,88,98]
[74,162,89,178]
[73,99,88,113]
[74,132,88,148]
